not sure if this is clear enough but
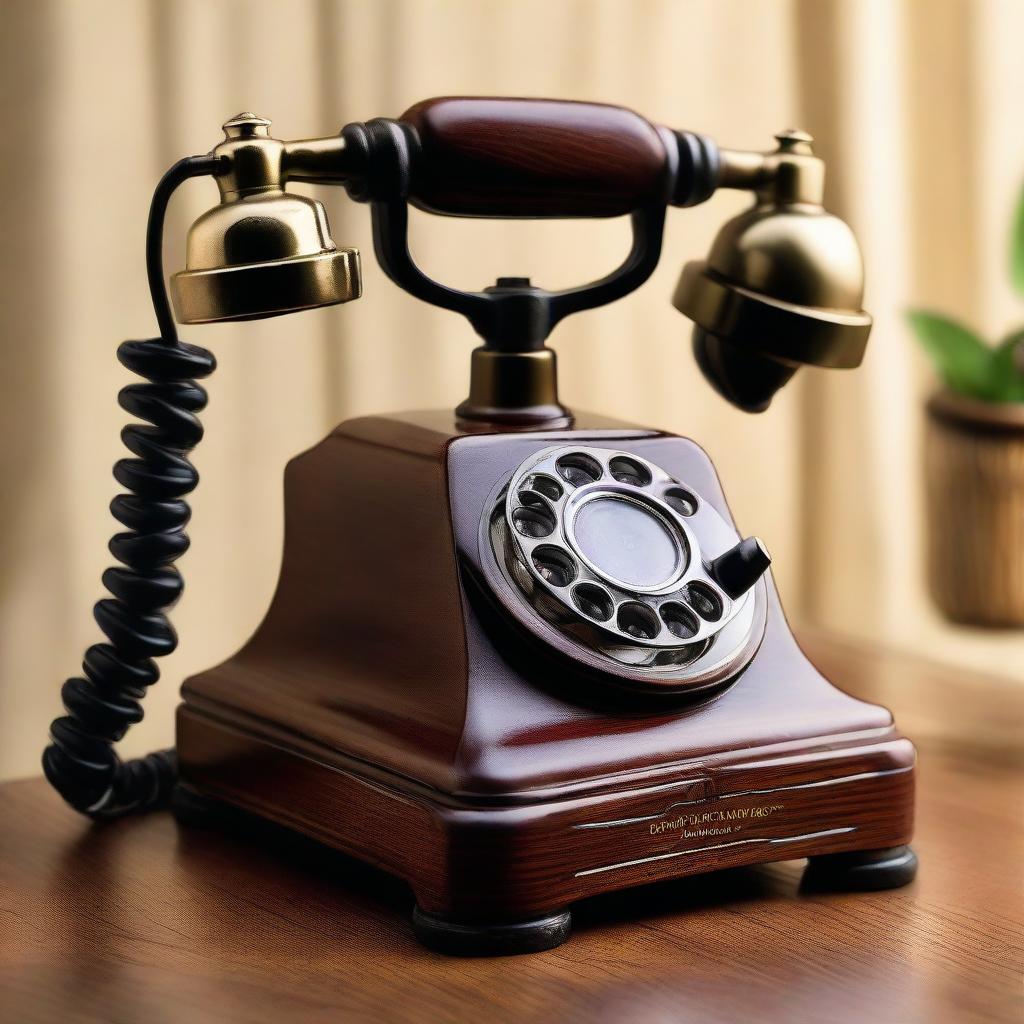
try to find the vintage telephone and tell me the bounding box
[43,98,916,956]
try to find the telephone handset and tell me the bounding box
[43,98,914,956]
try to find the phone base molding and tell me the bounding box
[174,410,916,956]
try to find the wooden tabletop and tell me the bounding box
[2,631,1022,1024]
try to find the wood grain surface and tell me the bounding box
[401,97,669,218]
[2,631,1022,1024]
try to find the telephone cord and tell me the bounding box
[42,155,220,817]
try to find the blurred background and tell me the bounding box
[2,0,1023,782]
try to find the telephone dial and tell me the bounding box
[43,98,916,956]
[491,444,768,683]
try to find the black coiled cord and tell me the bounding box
[43,154,222,817]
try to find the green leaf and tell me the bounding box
[1012,181,1024,296]
[990,329,1024,402]
[906,311,995,398]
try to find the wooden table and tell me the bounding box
[2,632,1022,1023]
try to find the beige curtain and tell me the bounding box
[2,0,1021,781]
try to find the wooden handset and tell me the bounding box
[400,97,673,217]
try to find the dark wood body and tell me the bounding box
[177,410,915,922]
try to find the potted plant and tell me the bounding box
[908,189,1024,626]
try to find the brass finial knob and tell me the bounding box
[774,129,814,154]
[222,112,272,139]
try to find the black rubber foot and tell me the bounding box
[411,906,571,956]
[802,844,918,893]
[171,784,225,829]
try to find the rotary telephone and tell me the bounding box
[43,98,916,956]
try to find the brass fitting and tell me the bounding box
[171,114,360,325]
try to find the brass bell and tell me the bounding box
[673,131,872,411]
[171,113,360,324]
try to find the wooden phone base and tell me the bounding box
[175,411,916,956]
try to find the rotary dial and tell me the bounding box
[492,445,769,672]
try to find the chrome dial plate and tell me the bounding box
[496,445,755,662]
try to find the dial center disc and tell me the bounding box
[570,495,682,588]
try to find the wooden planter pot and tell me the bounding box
[925,391,1024,626]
